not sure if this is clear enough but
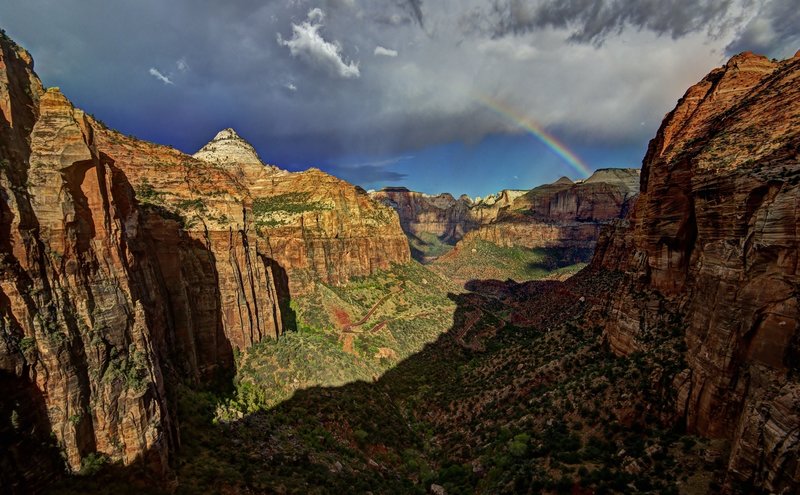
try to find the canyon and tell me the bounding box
[0,29,798,495]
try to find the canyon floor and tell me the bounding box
[46,257,721,495]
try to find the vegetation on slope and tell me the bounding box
[166,270,724,494]
[408,232,456,262]
[48,265,728,494]
[215,262,460,416]
[431,239,591,285]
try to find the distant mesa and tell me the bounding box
[554,176,574,185]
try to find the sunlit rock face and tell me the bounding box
[0,31,409,489]
[369,187,530,247]
[0,33,287,488]
[591,51,800,493]
[372,170,639,262]
[193,127,269,169]
[193,141,410,294]
[463,168,639,250]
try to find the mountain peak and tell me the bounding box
[193,127,267,168]
[214,127,242,140]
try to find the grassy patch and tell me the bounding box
[409,231,455,262]
[252,193,330,216]
[432,239,591,284]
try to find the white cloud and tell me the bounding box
[477,38,538,60]
[278,8,360,78]
[308,7,325,23]
[148,68,174,85]
[374,46,399,57]
[176,58,189,72]
[285,82,298,91]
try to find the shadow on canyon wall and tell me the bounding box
[0,371,64,492]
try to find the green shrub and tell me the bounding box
[508,433,530,457]
[78,453,108,476]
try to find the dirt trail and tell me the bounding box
[343,286,405,334]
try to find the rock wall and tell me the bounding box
[591,51,800,493]
[193,132,411,292]
[369,187,525,245]
[464,170,639,252]
[372,171,638,262]
[369,188,480,243]
[243,169,410,291]
[1,37,178,486]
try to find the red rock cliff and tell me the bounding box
[372,170,638,262]
[194,130,410,292]
[369,188,482,244]
[591,51,800,492]
[463,169,639,251]
[0,33,294,490]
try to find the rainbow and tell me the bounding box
[473,92,592,179]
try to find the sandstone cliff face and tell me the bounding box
[369,187,525,245]
[193,132,410,292]
[463,169,639,252]
[0,32,407,489]
[372,171,638,262]
[591,51,800,493]
[2,36,177,486]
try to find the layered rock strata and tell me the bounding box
[373,170,639,262]
[370,187,525,244]
[591,51,800,493]
[463,169,639,251]
[193,132,410,292]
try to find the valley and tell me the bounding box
[0,26,798,495]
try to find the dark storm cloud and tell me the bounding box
[402,0,425,27]
[0,0,791,175]
[461,0,746,43]
[726,0,800,58]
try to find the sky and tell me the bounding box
[1,0,798,197]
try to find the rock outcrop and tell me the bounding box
[464,168,639,251]
[591,51,800,493]
[193,127,271,169]
[0,32,408,490]
[509,168,639,223]
[0,34,288,489]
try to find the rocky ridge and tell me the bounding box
[193,135,409,292]
[193,127,271,169]
[591,51,800,492]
